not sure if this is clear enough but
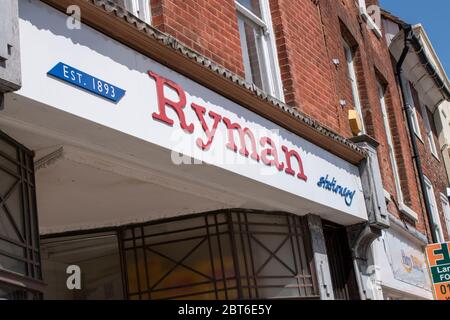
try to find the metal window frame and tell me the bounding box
[119,209,319,300]
[0,130,44,298]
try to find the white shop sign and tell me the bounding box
[17,0,367,220]
[384,229,431,290]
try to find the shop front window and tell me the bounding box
[40,210,318,300]
[41,233,124,300]
[121,210,318,300]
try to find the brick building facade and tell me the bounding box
[0,0,448,300]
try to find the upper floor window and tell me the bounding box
[377,82,402,197]
[424,176,445,243]
[357,0,382,38]
[421,104,439,159]
[343,40,365,134]
[440,194,450,240]
[114,0,151,24]
[377,80,418,220]
[235,0,283,100]
[403,80,423,140]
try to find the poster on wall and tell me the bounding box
[385,229,431,290]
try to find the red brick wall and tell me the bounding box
[150,0,245,77]
[269,0,341,132]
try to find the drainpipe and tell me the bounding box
[395,24,438,243]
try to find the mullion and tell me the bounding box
[252,234,294,275]
[140,225,151,300]
[287,215,302,297]
[117,229,130,300]
[300,216,318,296]
[213,214,228,300]
[18,149,31,278]
[121,222,228,242]
[131,228,142,300]
[236,212,252,298]
[226,212,243,299]
[292,216,307,296]
[294,216,308,294]
[204,214,218,300]
[23,150,35,278]
[243,213,259,298]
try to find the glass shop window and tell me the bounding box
[40,233,124,300]
[0,130,42,299]
[121,211,318,300]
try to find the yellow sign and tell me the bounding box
[426,242,450,300]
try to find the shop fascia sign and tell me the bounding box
[45,61,358,208]
[147,71,357,207]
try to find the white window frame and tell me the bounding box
[358,0,382,38]
[424,176,445,243]
[344,40,365,134]
[235,0,284,101]
[440,193,450,240]
[124,0,151,24]
[402,77,423,140]
[421,104,439,159]
[377,81,418,220]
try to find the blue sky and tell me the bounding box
[380,0,450,77]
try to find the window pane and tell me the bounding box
[110,0,150,23]
[41,234,124,300]
[120,211,317,300]
[441,196,450,238]
[421,106,439,157]
[238,15,265,90]
[0,255,27,275]
[0,138,17,160]
[425,179,445,242]
[236,0,262,18]
[0,282,29,300]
